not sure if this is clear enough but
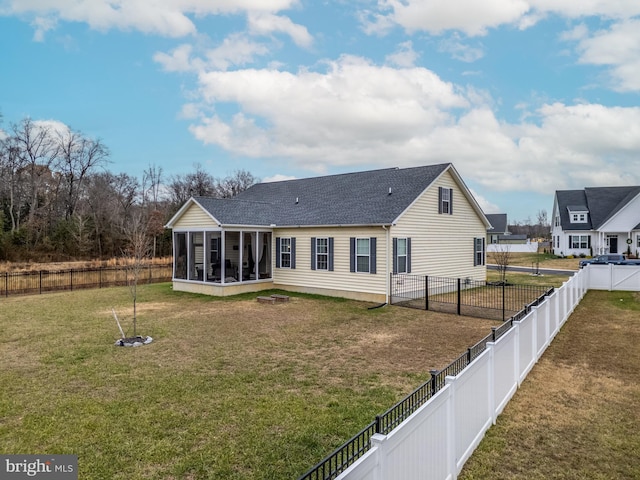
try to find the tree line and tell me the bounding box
[0,115,258,262]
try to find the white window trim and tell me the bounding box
[280,237,292,269]
[315,237,329,271]
[396,238,408,274]
[356,237,370,273]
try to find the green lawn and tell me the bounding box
[0,284,500,479]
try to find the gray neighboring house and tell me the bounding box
[486,213,509,244]
[551,186,640,257]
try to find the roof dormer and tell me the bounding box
[567,205,589,224]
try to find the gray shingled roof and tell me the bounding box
[486,213,508,234]
[193,163,452,227]
[556,186,640,230]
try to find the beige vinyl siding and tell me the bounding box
[392,170,487,281]
[272,226,388,298]
[172,203,218,229]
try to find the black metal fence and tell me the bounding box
[0,264,173,297]
[298,285,553,480]
[390,274,554,321]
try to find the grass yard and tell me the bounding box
[0,284,501,479]
[497,252,581,271]
[459,290,640,480]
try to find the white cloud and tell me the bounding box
[247,12,313,48]
[154,44,201,72]
[470,189,501,214]
[438,34,484,62]
[262,173,297,182]
[385,41,419,67]
[183,55,640,194]
[4,0,301,38]
[364,0,640,37]
[373,0,531,36]
[569,19,640,92]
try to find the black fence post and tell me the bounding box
[4,272,7,297]
[70,269,73,291]
[457,278,461,315]
[429,369,439,395]
[502,281,505,321]
[39,270,42,295]
[375,415,382,434]
[425,275,429,311]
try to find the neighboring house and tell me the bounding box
[486,213,509,244]
[551,186,640,257]
[494,234,528,245]
[165,163,491,303]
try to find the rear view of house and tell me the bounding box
[165,163,490,303]
[551,186,640,257]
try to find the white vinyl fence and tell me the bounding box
[487,242,538,253]
[585,264,640,291]
[335,267,589,480]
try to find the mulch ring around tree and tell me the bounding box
[114,336,153,347]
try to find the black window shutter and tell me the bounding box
[370,237,377,274]
[438,187,443,214]
[291,237,296,269]
[328,238,334,271]
[407,238,412,273]
[482,237,485,265]
[473,238,477,266]
[275,237,281,268]
[392,238,398,274]
[449,188,453,215]
[588,236,591,248]
[350,237,356,272]
[568,235,572,248]
[311,237,316,270]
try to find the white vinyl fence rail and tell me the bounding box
[335,267,590,480]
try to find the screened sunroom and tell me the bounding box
[173,230,272,284]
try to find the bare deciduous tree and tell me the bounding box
[122,212,152,338]
[490,244,512,284]
[214,169,259,198]
[54,126,110,219]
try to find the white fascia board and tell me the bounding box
[597,191,640,232]
[164,197,222,228]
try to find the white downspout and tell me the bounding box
[383,225,391,304]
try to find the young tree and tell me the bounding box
[122,212,152,338]
[490,244,512,284]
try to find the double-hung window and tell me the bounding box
[280,238,291,268]
[474,237,485,266]
[311,237,334,271]
[316,238,328,270]
[356,238,370,273]
[276,237,296,269]
[393,238,411,274]
[350,237,377,274]
[439,187,453,215]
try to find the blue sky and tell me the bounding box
[1,1,639,223]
